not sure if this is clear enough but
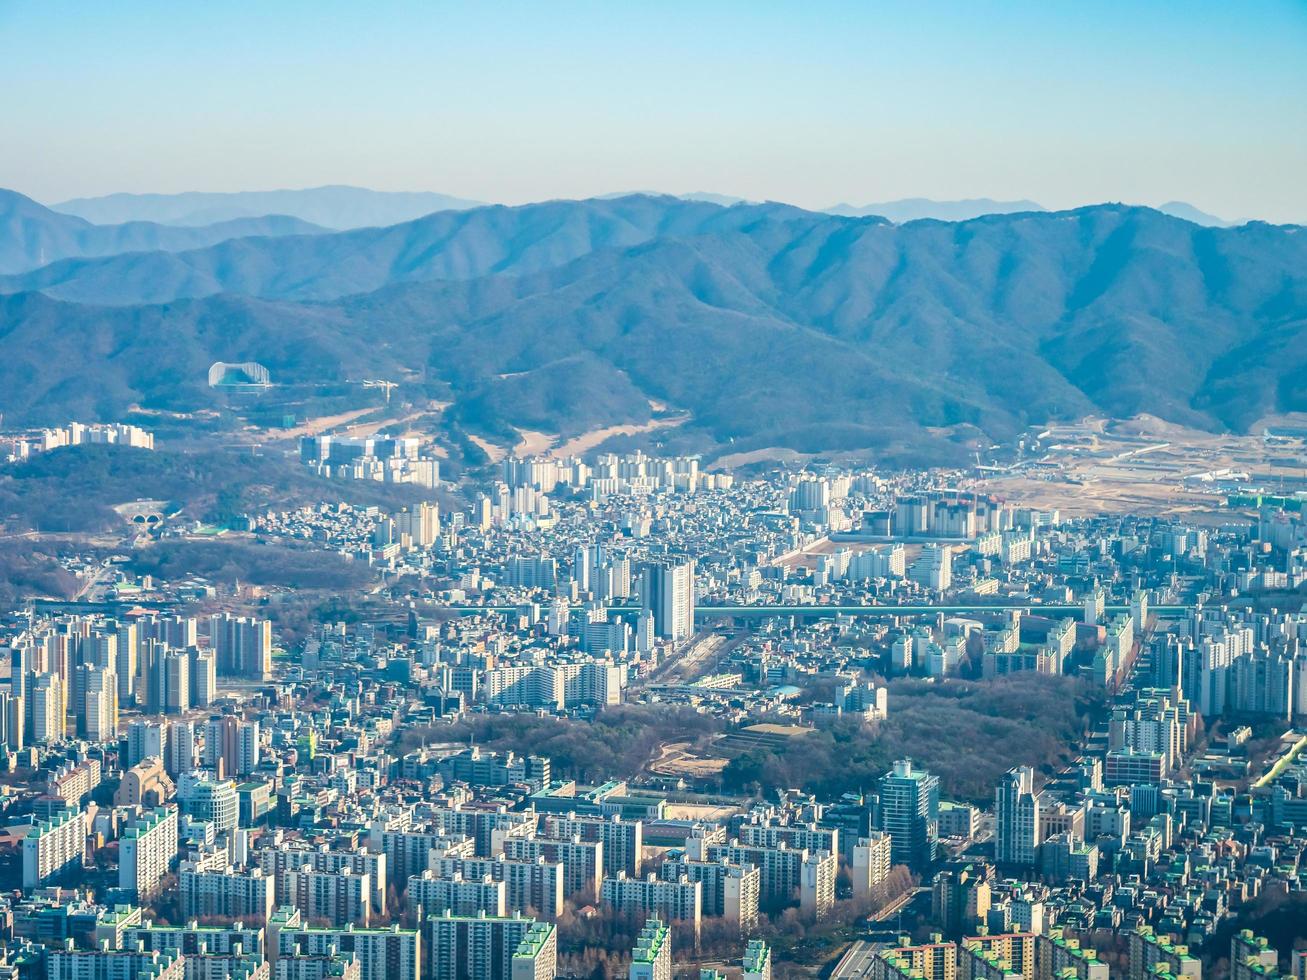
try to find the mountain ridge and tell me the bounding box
[824,197,1046,222]
[0,188,326,276]
[50,184,484,230]
[0,199,1302,461]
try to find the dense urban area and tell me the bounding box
[0,415,1305,980]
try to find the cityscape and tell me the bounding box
[0,432,1304,980]
[0,4,1305,980]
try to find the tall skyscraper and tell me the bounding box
[877,759,940,872]
[995,766,1042,866]
[640,560,695,642]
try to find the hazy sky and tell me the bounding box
[3,0,1306,221]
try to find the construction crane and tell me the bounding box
[361,379,398,403]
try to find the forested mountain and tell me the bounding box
[1,196,1302,459]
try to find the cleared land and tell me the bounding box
[974,414,1307,518]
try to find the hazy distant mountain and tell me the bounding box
[0,195,821,305]
[594,191,754,206]
[51,185,483,230]
[1155,201,1233,227]
[825,197,1044,222]
[679,192,752,206]
[1,198,1303,461]
[0,188,324,275]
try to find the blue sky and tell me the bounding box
[3,0,1305,221]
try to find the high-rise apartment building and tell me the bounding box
[629,919,672,980]
[639,560,695,642]
[120,806,179,899]
[394,502,440,548]
[743,941,772,980]
[799,851,837,919]
[22,808,83,892]
[204,715,261,779]
[510,922,557,980]
[209,614,273,680]
[277,924,419,980]
[852,833,892,903]
[423,911,538,980]
[180,865,276,922]
[878,759,940,872]
[166,720,198,776]
[164,650,190,715]
[602,872,701,934]
[31,672,65,744]
[995,767,1042,867]
[126,720,166,767]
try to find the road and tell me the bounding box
[430,602,1194,620]
[871,885,930,923]
[831,941,880,980]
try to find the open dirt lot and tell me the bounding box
[973,415,1307,518]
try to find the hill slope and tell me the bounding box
[0,189,325,275]
[0,202,1302,459]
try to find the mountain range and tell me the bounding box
[825,197,1044,222]
[0,191,1302,461]
[0,189,324,276]
[50,185,483,230]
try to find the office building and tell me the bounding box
[179,774,239,834]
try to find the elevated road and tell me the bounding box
[428,602,1193,619]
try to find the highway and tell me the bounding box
[829,887,932,980]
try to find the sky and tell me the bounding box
[3,1,1306,222]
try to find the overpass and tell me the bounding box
[429,602,1194,620]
